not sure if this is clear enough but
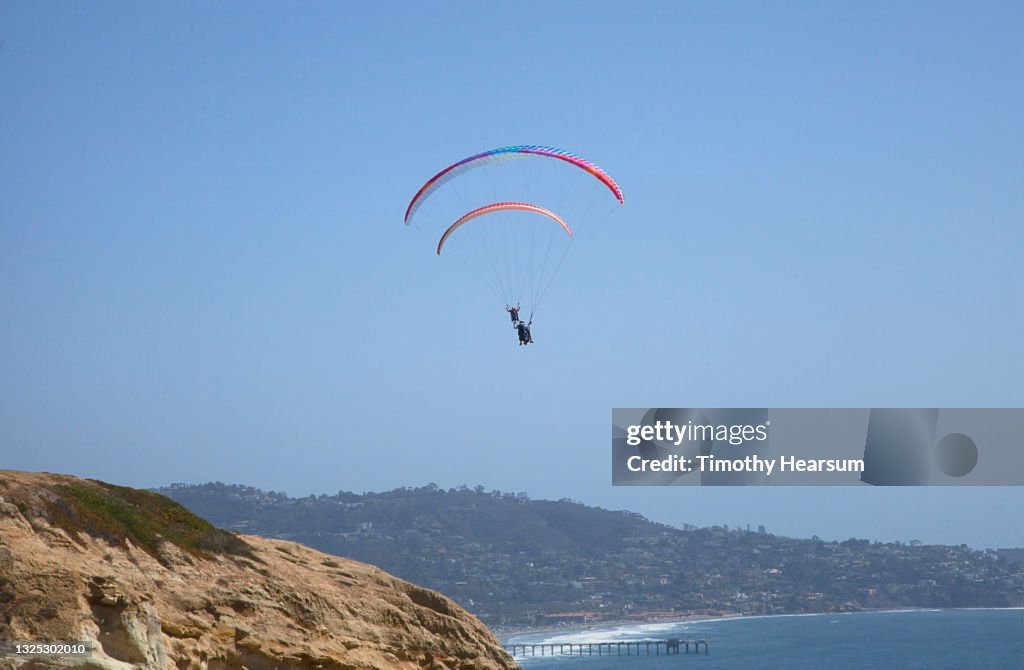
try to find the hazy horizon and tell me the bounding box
[148,476,1024,551]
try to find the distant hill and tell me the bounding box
[158,482,1024,629]
[997,547,1024,562]
[0,472,514,669]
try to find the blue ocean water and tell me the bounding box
[503,609,1024,669]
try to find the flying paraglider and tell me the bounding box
[516,319,534,346]
[405,145,623,346]
[506,304,521,325]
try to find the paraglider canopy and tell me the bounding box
[436,202,572,256]
[405,145,623,226]
[405,144,623,330]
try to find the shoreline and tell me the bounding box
[494,606,1024,640]
[495,612,740,639]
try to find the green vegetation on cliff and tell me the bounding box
[2,474,256,565]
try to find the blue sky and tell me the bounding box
[2,2,1022,548]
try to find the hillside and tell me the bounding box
[158,483,1024,629]
[0,472,515,670]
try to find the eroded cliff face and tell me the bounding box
[0,471,517,670]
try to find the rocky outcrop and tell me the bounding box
[0,471,516,670]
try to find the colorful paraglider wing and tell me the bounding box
[406,145,624,224]
[436,202,573,255]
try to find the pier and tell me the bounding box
[504,638,709,658]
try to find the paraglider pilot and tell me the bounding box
[517,319,533,346]
[506,304,521,325]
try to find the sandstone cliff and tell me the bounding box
[0,471,517,670]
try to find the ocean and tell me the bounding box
[502,609,1024,669]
